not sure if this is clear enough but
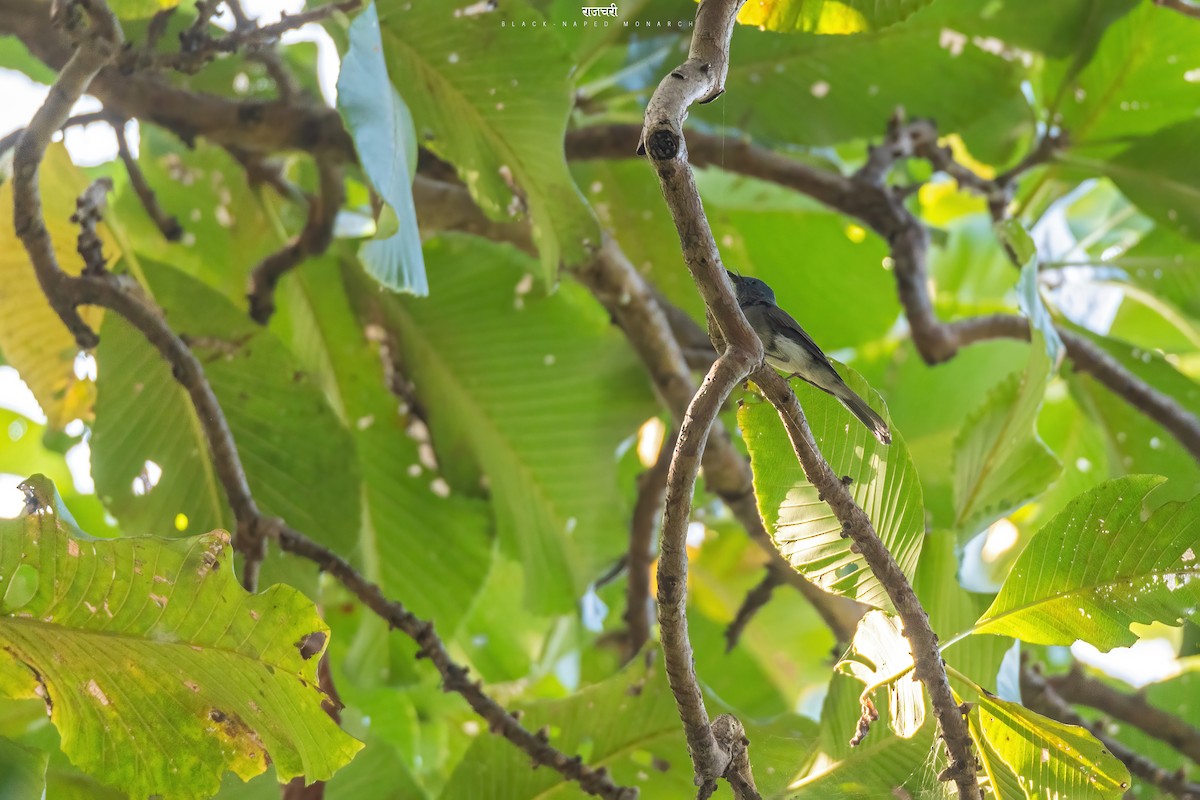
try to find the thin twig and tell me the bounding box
[272,524,637,800]
[1047,663,1200,765]
[1023,665,1200,800]
[113,119,183,242]
[247,157,344,323]
[161,0,361,72]
[70,177,113,275]
[623,426,677,662]
[724,568,784,653]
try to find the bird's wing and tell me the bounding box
[750,302,835,367]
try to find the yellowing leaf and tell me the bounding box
[0,144,111,428]
[0,476,363,798]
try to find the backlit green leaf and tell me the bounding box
[974,475,1200,648]
[972,693,1129,799]
[739,366,923,609]
[953,246,1062,536]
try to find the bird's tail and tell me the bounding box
[835,387,892,446]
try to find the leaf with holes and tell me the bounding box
[0,476,363,798]
[278,257,492,678]
[370,0,598,282]
[0,144,107,430]
[974,475,1200,649]
[739,366,923,610]
[363,234,653,613]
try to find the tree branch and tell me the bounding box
[622,425,676,662]
[638,1,983,795]
[755,369,981,798]
[1046,663,1200,765]
[272,523,637,800]
[11,8,637,797]
[565,122,1200,465]
[1023,665,1200,800]
[639,1,767,793]
[247,156,344,323]
[113,119,183,242]
[0,0,354,159]
[724,568,784,653]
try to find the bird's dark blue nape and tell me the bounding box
[727,271,776,306]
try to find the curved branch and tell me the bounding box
[623,425,677,661]
[566,122,1200,465]
[638,1,769,794]
[756,369,980,798]
[246,157,344,323]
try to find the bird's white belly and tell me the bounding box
[767,336,839,392]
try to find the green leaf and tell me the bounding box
[1093,120,1200,242]
[91,260,361,571]
[1121,227,1200,320]
[371,0,598,282]
[710,6,1033,164]
[0,144,105,429]
[971,693,1129,799]
[974,475,1200,648]
[0,736,46,799]
[0,478,363,797]
[278,257,492,671]
[739,365,924,610]
[788,667,937,797]
[914,529,1012,692]
[952,250,1062,535]
[837,611,924,738]
[337,3,427,295]
[1065,324,1200,506]
[1048,2,1200,146]
[366,234,653,612]
[734,0,934,33]
[862,338,1029,528]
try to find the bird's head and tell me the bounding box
[726,270,776,306]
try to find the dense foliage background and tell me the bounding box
[0,0,1198,797]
